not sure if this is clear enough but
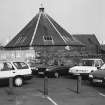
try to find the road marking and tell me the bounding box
[98,92,105,97]
[16,101,22,105]
[46,96,58,105]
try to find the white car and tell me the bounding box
[0,60,32,87]
[69,58,104,76]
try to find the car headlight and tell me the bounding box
[89,74,93,78]
[36,68,38,70]
[46,69,49,71]
[69,69,73,72]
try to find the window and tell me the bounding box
[43,36,54,44]
[13,62,28,69]
[80,60,93,66]
[6,62,14,70]
[43,36,52,41]
[0,63,4,70]
[0,62,14,71]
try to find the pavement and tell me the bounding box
[0,76,105,105]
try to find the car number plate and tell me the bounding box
[93,79,102,83]
[38,72,44,74]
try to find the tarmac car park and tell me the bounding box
[0,59,105,105]
[1,75,105,105]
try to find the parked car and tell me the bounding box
[69,58,104,77]
[37,64,71,78]
[27,61,38,75]
[35,63,46,76]
[0,60,32,87]
[89,64,105,84]
[46,65,71,78]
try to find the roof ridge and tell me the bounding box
[30,12,42,46]
[45,14,67,44]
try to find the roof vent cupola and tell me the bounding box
[39,3,44,12]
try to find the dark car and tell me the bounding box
[37,59,75,78]
[27,61,38,75]
[37,65,71,78]
[89,64,105,84]
[45,65,70,78]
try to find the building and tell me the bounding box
[73,34,101,55]
[5,7,84,64]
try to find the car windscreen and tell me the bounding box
[13,62,29,69]
[79,60,94,66]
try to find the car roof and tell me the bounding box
[82,58,102,61]
[0,59,25,63]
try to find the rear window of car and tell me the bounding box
[79,60,94,66]
[13,62,29,69]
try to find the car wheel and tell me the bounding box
[54,72,59,78]
[14,77,23,87]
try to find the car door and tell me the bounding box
[0,62,15,79]
[13,62,31,76]
[58,66,68,75]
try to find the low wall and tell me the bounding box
[0,50,36,60]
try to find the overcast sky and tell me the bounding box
[0,0,105,45]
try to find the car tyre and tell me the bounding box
[14,77,23,87]
[54,72,59,78]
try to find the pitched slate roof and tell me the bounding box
[100,44,105,51]
[72,34,100,47]
[5,7,84,48]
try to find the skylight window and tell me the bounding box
[43,36,54,45]
[43,36,53,41]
